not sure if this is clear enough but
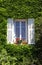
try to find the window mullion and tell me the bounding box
[20,22,21,40]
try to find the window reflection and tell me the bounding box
[15,22,20,38]
[14,21,26,40]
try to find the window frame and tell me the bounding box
[14,20,27,41]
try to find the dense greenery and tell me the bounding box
[0,16,7,45]
[0,44,41,65]
[0,0,42,18]
[0,0,42,65]
[0,0,42,44]
[35,17,42,65]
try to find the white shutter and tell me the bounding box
[7,18,13,43]
[28,19,35,44]
[26,21,28,42]
[13,22,16,43]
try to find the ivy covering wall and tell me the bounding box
[0,0,42,65]
[0,0,42,44]
[0,0,42,18]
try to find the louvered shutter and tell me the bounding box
[7,18,13,43]
[28,19,35,44]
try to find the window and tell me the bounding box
[14,21,27,41]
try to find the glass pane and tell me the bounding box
[15,22,20,38]
[21,22,26,40]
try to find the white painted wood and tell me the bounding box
[12,20,14,43]
[13,22,16,43]
[20,22,22,40]
[28,19,35,44]
[7,18,13,43]
[26,21,28,42]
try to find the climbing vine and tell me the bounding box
[0,0,42,44]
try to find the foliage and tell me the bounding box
[0,48,17,65]
[15,38,27,44]
[0,0,42,65]
[0,0,42,44]
[35,17,42,64]
[0,44,41,65]
[35,17,42,44]
[0,16,7,45]
[0,0,42,18]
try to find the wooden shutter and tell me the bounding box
[7,18,13,43]
[28,19,35,44]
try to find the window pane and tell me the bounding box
[21,22,26,40]
[14,21,26,40]
[15,22,20,38]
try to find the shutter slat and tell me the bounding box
[28,19,35,44]
[7,18,13,43]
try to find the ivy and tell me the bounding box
[0,0,42,45]
[0,0,42,18]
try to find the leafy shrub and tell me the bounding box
[35,17,42,44]
[0,17,7,45]
[0,48,17,65]
[0,44,41,65]
[35,17,42,64]
[4,44,36,64]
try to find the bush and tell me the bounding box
[0,44,41,65]
[35,17,42,44]
[4,44,37,64]
[0,48,17,65]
